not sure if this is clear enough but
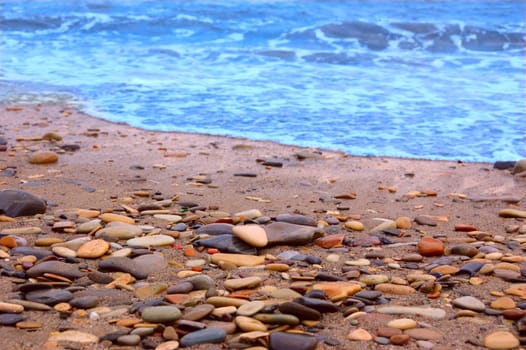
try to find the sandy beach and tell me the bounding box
[1,104,526,350]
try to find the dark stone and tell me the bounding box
[265,222,321,246]
[233,172,257,177]
[98,256,148,279]
[195,223,234,236]
[87,270,114,284]
[60,144,81,152]
[457,262,484,276]
[0,189,46,217]
[315,272,344,281]
[179,327,226,347]
[0,313,25,326]
[10,247,53,259]
[414,216,437,226]
[26,260,83,280]
[167,281,194,294]
[25,289,72,305]
[269,331,318,350]
[69,295,99,309]
[193,234,257,255]
[295,296,339,313]
[276,213,317,226]
[493,161,515,170]
[278,301,321,320]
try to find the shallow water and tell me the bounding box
[1,0,524,161]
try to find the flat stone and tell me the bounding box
[360,274,389,286]
[295,296,339,313]
[185,275,215,291]
[270,288,303,299]
[127,234,175,248]
[100,212,135,224]
[153,214,182,222]
[96,221,142,240]
[390,334,411,345]
[345,220,365,231]
[499,209,526,219]
[452,296,485,312]
[195,223,234,235]
[254,313,300,326]
[404,328,443,340]
[236,300,265,316]
[449,244,478,257]
[69,296,99,309]
[376,306,447,320]
[386,318,417,330]
[99,256,149,279]
[315,233,344,248]
[48,330,99,346]
[374,283,415,295]
[264,222,320,245]
[0,302,24,313]
[155,340,180,350]
[0,190,46,217]
[312,282,361,301]
[141,305,182,323]
[278,301,321,320]
[276,213,317,226]
[28,151,58,164]
[2,226,42,235]
[269,331,317,350]
[224,276,262,291]
[117,334,141,346]
[133,253,167,276]
[206,297,248,307]
[179,327,226,347]
[490,297,516,310]
[414,216,437,226]
[235,315,267,332]
[26,261,83,280]
[194,234,257,255]
[0,314,25,326]
[182,304,215,321]
[232,224,268,247]
[484,330,520,350]
[76,239,110,258]
[25,289,72,305]
[210,253,265,267]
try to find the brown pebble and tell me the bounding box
[390,334,411,345]
[417,237,444,257]
[28,151,58,164]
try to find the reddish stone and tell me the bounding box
[390,334,411,345]
[455,224,477,232]
[502,309,526,320]
[417,237,444,257]
[314,233,345,248]
[377,327,402,338]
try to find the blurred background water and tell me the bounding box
[1,0,524,162]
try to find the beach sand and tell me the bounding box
[1,104,525,349]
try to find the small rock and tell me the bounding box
[179,327,226,347]
[348,328,373,341]
[0,190,46,217]
[417,237,444,256]
[141,306,182,323]
[28,151,58,164]
[483,330,519,350]
[452,296,486,312]
[269,331,317,350]
[76,239,110,258]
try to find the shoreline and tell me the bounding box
[1,103,526,349]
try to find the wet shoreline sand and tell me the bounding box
[1,104,526,349]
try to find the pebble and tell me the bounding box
[97,221,143,240]
[117,334,141,346]
[100,212,135,224]
[24,289,72,305]
[254,313,300,325]
[269,331,318,350]
[99,256,149,279]
[25,260,83,280]
[232,224,268,247]
[345,220,365,231]
[390,334,411,345]
[405,328,443,340]
[377,306,447,320]
[483,330,520,349]
[276,213,317,226]
[0,302,24,313]
[278,301,321,320]
[264,222,320,245]
[195,234,257,255]
[76,238,110,258]
[210,253,265,267]
[452,296,486,312]
[0,190,46,217]
[490,297,516,310]
[179,327,226,347]
[155,340,180,350]
[375,283,415,295]
[348,328,373,341]
[127,234,175,247]
[224,276,263,291]
[28,151,58,164]
[182,304,215,320]
[312,281,361,301]
[387,318,417,330]
[417,237,444,256]
[47,330,99,346]
[235,315,268,331]
[237,301,266,316]
[141,305,182,323]
[499,209,526,218]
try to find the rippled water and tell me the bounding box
[1,0,524,161]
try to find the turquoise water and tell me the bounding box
[1,0,524,161]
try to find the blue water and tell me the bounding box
[1,0,525,162]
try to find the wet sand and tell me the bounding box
[0,104,526,350]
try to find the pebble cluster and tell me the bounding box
[1,185,526,350]
[1,106,526,350]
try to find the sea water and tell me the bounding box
[1,0,524,162]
